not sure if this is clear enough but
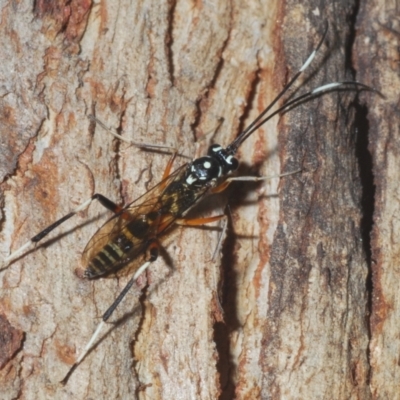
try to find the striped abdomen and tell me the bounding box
[84,215,154,278]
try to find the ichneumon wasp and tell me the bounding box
[0,24,379,383]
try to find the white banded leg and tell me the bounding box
[61,242,158,384]
[1,194,119,269]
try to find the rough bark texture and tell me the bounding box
[355,2,400,400]
[0,0,388,399]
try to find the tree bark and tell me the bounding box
[355,2,400,400]
[0,0,387,399]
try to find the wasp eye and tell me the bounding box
[228,156,239,171]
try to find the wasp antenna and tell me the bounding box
[310,81,385,98]
[299,21,328,72]
[275,81,383,115]
[241,81,381,137]
[227,22,329,153]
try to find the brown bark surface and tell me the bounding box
[355,2,400,400]
[0,0,388,399]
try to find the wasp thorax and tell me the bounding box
[185,145,239,187]
[185,156,220,186]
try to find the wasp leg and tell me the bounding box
[61,239,159,385]
[212,215,229,261]
[176,214,228,261]
[209,169,302,195]
[225,168,302,184]
[88,115,192,158]
[177,213,228,321]
[175,214,224,226]
[1,194,122,269]
[210,180,231,194]
[161,152,178,181]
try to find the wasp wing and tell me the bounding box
[81,164,188,278]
